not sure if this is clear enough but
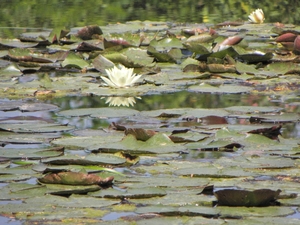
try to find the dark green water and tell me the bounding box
[0,0,300,37]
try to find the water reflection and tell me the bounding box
[102,96,141,107]
[1,0,300,38]
[50,91,277,111]
[50,91,300,138]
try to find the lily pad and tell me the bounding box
[174,165,255,178]
[61,52,90,69]
[0,122,75,133]
[189,83,253,94]
[51,134,125,150]
[218,206,294,218]
[214,188,281,206]
[58,107,140,118]
[0,146,64,160]
[135,205,219,217]
[90,187,167,199]
[97,133,187,154]
[38,171,114,186]
[42,154,127,166]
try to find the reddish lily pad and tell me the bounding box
[38,171,114,186]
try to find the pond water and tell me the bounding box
[0,0,300,38]
[1,1,300,224]
[50,92,300,138]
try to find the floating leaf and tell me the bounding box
[0,122,74,133]
[214,188,281,206]
[0,146,64,160]
[114,151,140,165]
[38,171,114,186]
[90,187,166,199]
[76,25,103,40]
[8,48,54,63]
[125,128,157,141]
[58,107,139,118]
[61,52,89,69]
[97,133,187,154]
[42,154,126,166]
[135,205,219,217]
[189,83,253,94]
[248,125,282,140]
[0,39,39,48]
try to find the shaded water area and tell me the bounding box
[1,0,300,38]
[0,0,300,224]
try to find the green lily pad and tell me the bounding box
[0,146,64,159]
[225,106,282,113]
[42,154,126,166]
[0,122,75,133]
[215,156,296,169]
[150,37,184,50]
[8,48,54,63]
[14,205,108,221]
[0,132,61,144]
[189,83,253,94]
[121,47,154,67]
[25,194,119,208]
[214,188,281,206]
[0,63,22,81]
[0,174,32,182]
[61,52,90,69]
[236,61,258,74]
[97,133,187,154]
[224,217,300,225]
[0,183,47,200]
[218,206,294,217]
[58,107,140,118]
[51,134,125,150]
[89,187,166,199]
[135,205,219,217]
[174,165,255,178]
[0,39,39,48]
[266,62,300,75]
[134,217,225,225]
[122,176,210,188]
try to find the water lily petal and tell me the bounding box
[102,64,141,88]
[101,76,118,88]
[248,9,264,24]
[129,74,142,85]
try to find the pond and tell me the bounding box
[0,1,300,224]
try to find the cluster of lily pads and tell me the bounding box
[0,8,300,224]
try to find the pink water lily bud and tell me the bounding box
[293,35,300,53]
[275,33,297,43]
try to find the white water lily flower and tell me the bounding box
[101,64,142,88]
[248,9,265,24]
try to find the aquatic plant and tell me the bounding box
[101,64,142,88]
[248,8,265,24]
